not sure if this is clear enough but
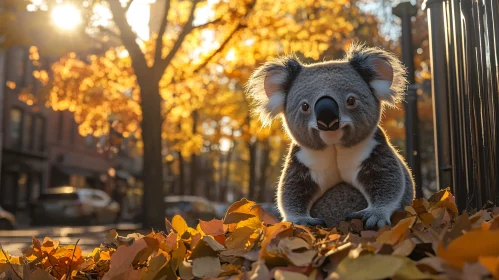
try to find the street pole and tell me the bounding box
[393,0,423,198]
[0,49,5,185]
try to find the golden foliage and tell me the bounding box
[30,0,367,157]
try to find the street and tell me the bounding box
[0,223,141,256]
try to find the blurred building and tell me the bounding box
[0,46,142,216]
[0,46,49,214]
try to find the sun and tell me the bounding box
[51,4,82,31]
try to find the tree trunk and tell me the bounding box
[247,141,257,201]
[189,110,199,195]
[178,150,185,195]
[217,153,224,201]
[257,140,270,202]
[220,139,235,202]
[137,81,165,230]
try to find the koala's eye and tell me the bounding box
[301,103,310,112]
[346,96,356,107]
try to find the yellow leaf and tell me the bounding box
[172,215,189,236]
[331,254,432,280]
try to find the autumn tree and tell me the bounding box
[15,0,368,228]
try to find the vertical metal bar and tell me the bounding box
[450,0,472,211]
[393,2,423,198]
[424,0,453,194]
[488,0,499,205]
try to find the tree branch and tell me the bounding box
[192,23,243,74]
[98,26,120,39]
[192,16,223,30]
[154,0,172,65]
[125,0,134,13]
[155,0,200,73]
[108,0,148,74]
[192,0,256,73]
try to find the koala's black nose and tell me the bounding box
[315,96,340,131]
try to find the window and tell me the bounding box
[7,47,26,87]
[17,173,28,208]
[0,173,16,208]
[23,114,33,151]
[33,116,46,152]
[57,111,64,142]
[10,108,22,149]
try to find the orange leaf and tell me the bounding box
[376,216,416,246]
[437,229,499,268]
[478,256,499,279]
[199,219,225,236]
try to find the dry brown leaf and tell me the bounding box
[102,238,147,280]
[30,269,57,280]
[179,261,194,280]
[274,269,308,280]
[462,262,491,280]
[192,256,222,278]
[248,261,271,280]
[392,239,416,257]
[165,218,173,233]
[278,237,316,266]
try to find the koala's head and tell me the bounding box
[246,44,407,149]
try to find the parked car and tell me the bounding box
[259,202,282,220]
[164,196,217,227]
[213,202,229,219]
[31,186,120,226]
[0,206,16,230]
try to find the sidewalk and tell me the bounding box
[0,222,141,238]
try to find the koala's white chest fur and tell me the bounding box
[296,146,341,191]
[296,137,378,203]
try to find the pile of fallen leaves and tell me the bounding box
[1,188,499,280]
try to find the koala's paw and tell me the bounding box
[346,207,391,229]
[289,216,326,227]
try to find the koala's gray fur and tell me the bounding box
[246,44,415,229]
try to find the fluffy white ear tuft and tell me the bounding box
[245,56,301,126]
[264,91,286,115]
[369,80,394,103]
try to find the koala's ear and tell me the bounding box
[347,44,408,106]
[246,56,302,126]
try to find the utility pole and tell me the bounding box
[0,49,4,185]
[0,0,5,185]
[393,0,423,198]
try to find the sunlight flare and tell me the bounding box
[51,4,82,30]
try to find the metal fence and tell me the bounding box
[424,0,499,211]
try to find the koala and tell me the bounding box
[246,44,415,229]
